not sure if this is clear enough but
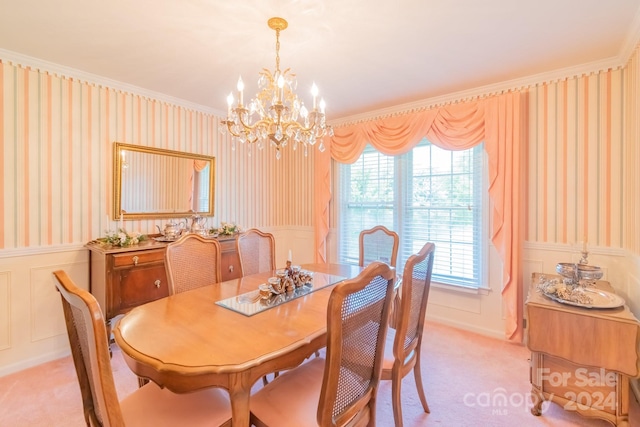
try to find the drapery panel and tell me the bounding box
[314,92,524,341]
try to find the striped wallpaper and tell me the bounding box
[0,59,315,250]
[2,51,639,254]
[525,67,626,249]
[624,45,640,255]
[527,48,639,255]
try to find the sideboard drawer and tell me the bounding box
[112,249,165,268]
[114,264,169,314]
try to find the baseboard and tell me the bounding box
[425,313,507,341]
[0,348,70,377]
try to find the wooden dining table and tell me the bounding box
[113,262,363,427]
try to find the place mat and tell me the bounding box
[216,271,347,316]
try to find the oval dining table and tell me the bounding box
[113,262,363,427]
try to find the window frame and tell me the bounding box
[337,139,490,293]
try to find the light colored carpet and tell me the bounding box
[0,321,636,426]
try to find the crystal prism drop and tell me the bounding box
[318,142,326,152]
[276,150,281,160]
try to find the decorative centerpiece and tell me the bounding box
[98,228,147,247]
[213,221,241,236]
[537,275,593,306]
[259,265,314,300]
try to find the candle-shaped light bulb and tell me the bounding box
[237,76,244,106]
[226,93,234,117]
[288,249,292,262]
[311,83,318,110]
[277,75,285,102]
[319,98,326,114]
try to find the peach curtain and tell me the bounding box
[314,92,524,341]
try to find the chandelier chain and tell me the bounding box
[275,28,281,73]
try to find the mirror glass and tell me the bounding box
[113,142,215,220]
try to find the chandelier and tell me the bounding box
[220,17,333,159]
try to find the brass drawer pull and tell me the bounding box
[132,256,139,266]
[229,265,234,272]
[154,280,161,288]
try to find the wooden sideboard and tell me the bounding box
[86,234,241,332]
[525,273,640,427]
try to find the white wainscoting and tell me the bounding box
[1,234,638,377]
[0,246,89,376]
[0,228,318,377]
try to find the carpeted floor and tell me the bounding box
[0,321,637,426]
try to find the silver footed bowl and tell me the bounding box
[556,263,603,281]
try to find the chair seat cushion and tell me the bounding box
[382,328,397,370]
[250,357,325,427]
[120,381,231,426]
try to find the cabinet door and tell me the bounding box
[113,264,169,315]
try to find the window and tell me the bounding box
[193,165,211,213]
[338,138,486,289]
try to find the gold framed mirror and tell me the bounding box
[113,142,215,220]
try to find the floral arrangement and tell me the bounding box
[215,222,241,236]
[98,228,147,247]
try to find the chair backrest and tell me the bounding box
[53,270,125,427]
[359,225,399,268]
[237,228,276,276]
[393,242,435,364]
[318,262,396,427]
[165,234,222,295]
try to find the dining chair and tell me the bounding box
[249,261,396,427]
[52,270,232,427]
[236,228,276,276]
[381,242,435,427]
[165,233,222,295]
[359,225,399,268]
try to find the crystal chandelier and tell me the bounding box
[220,17,333,159]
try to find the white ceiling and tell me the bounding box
[1,0,640,121]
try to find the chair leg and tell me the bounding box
[413,350,430,413]
[138,377,149,387]
[391,372,404,427]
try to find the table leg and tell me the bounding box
[229,372,252,427]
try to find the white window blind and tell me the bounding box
[338,138,485,288]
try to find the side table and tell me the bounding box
[525,273,640,426]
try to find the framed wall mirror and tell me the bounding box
[113,142,215,220]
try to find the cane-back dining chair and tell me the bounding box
[237,228,276,276]
[249,261,396,427]
[381,242,435,427]
[52,270,231,427]
[359,225,399,268]
[165,233,222,295]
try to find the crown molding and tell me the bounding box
[0,48,225,116]
[329,5,640,128]
[329,55,624,127]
